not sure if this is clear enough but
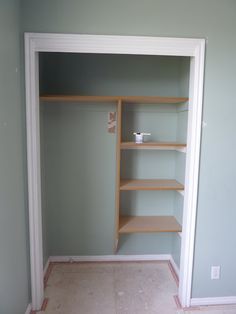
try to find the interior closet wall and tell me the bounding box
[39,53,189,263]
[172,60,189,267]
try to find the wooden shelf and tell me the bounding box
[40,95,188,104]
[120,142,186,151]
[121,96,188,104]
[120,179,184,191]
[119,216,182,233]
[40,94,187,249]
[40,95,119,103]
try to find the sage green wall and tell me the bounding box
[0,1,30,313]
[40,53,183,96]
[40,102,117,255]
[22,0,236,299]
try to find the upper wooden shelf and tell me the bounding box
[121,96,188,104]
[40,95,188,104]
[119,216,182,233]
[120,142,186,151]
[40,95,120,103]
[120,179,184,191]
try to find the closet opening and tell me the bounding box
[39,52,189,264]
[25,34,205,311]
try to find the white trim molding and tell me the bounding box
[25,34,44,311]
[191,296,236,306]
[24,33,205,310]
[25,33,202,56]
[25,304,32,314]
[178,38,205,308]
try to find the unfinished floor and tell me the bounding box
[37,262,236,314]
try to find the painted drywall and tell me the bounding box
[21,0,236,298]
[40,105,50,266]
[39,53,184,96]
[0,1,30,313]
[40,102,117,255]
[39,53,187,257]
[171,58,189,267]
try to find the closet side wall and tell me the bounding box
[40,104,50,266]
[172,58,190,267]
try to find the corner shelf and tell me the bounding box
[120,179,184,191]
[119,216,182,233]
[121,142,186,152]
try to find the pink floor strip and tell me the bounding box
[167,261,179,286]
[30,298,49,313]
[41,298,49,311]
[173,295,201,311]
[174,295,182,309]
[44,262,54,288]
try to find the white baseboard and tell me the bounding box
[191,296,236,306]
[49,254,171,263]
[25,303,32,314]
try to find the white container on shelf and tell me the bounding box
[133,132,151,143]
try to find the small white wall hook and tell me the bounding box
[133,132,151,143]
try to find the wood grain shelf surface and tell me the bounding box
[40,95,119,103]
[120,179,184,191]
[40,95,188,104]
[121,96,188,104]
[120,142,187,150]
[119,216,182,233]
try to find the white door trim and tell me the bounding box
[24,33,205,310]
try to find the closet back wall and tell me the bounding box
[39,53,189,260]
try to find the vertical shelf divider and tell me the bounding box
[114,99,122,252]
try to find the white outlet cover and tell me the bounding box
[211,266,220,280]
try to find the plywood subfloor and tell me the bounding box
[42,262,178,314]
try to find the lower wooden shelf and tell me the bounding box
[120,142,186,151]
[120,179,184,191]
[119,216,182,234]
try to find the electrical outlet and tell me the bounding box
[211,266,220,280]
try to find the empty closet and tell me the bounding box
[39,52,190,270]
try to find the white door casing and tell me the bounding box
[24,33,205,310]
